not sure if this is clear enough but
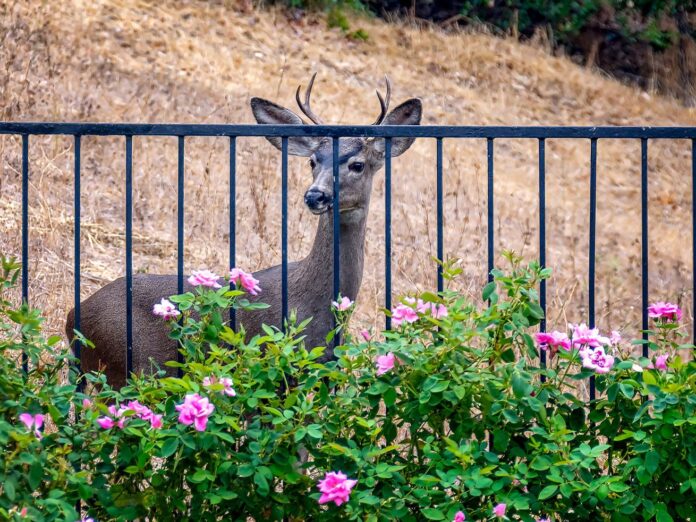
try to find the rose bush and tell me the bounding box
[0,252,694,521]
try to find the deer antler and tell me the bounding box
[295,72,324,125]
[372,75,392,125]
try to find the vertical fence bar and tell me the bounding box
[385,138,392,329]
[332,137,341,345]
[125,135,134,376]
[436,138,444,294]
[21,134,29,373]
[229,137,237,330]
[538,138,546,378]
[177,136,185,295]
[72,135,83,514]
[73,135,82,378]
[332,138,341,301]
[641,138,649,356]
[281,137,289,330]
[486,137,494,451]
[177,136,185,374]
[487,138,494,283]
[589,138,598,400]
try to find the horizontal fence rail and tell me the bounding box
[2,122,696,138]
[3,122,696,387]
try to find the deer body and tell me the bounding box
[66,75,421,388]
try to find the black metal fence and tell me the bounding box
[2,122,696,400]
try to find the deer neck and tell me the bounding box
[299,211,367,302]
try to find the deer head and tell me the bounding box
[250,74,422,224]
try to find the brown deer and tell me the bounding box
[66,75,422,388]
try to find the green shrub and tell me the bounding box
[0,252,694,520]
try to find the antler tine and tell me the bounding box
[295,72,324,125]
[372,75,392,125]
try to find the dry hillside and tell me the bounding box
[1,0,695,364]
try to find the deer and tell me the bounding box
[65,74,422,389]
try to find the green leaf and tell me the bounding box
[642,371,657,386]
[294,427,307,442]
[655,503,674,522]
[645,450,660,475]
[512,372,532,399]
[531,456,552,470]
[28,461,43,490]
[238,463,255,477]
[215,432,236,444]
[482,282,497,301]
[619,383,635,399]
[189,468,211,483]
[254,470,270,496]
[538,485,558,500]
[421,508,446,520]
[5,478,16,501]
[608,481,629,493]
[527,303,545,320]
[159,438,179,458]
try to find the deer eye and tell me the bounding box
[349,162,364,173]
[309,158,316,169]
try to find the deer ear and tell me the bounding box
[374,98,422,157]
[250,97,321,156]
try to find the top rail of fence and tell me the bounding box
[2,122,696,139]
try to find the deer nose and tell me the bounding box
[304,189,331,210]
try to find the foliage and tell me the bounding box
[272,0,694,51]
[0,252,694,520]
[452,0,692,50]
[0,256,92,520]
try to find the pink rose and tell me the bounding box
[187,269,222,289]
[535,331,571,352]
[493,503,507,518]
[391,304,418,327]
[359,329,371,342]
[405,297,428,313]
[610,330,622,345]
[581,346,615,374]
[19,413,44,439]
[332,296,354,311]
[97,416,115,430]
[220,377,237,397]
[82,398,93,409]
[648,301,682,322]
[570,323,610,348]
[175,393,215,431]
[654,354,669,371]
[203,375,236,397]
[99,401,162,430]
[375,353,396,376]
[429,303,448,319]
[230,267,261,295]
[153,298,180,320]
[317,471,357,506]
[454,511,466,522]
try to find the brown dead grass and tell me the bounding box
[1,0,695,376]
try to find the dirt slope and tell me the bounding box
[1,0,695,364]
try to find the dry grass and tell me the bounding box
[1,0,695,366]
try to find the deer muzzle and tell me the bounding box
[304,188,332,214]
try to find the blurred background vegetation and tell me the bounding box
[268,0,696,103]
